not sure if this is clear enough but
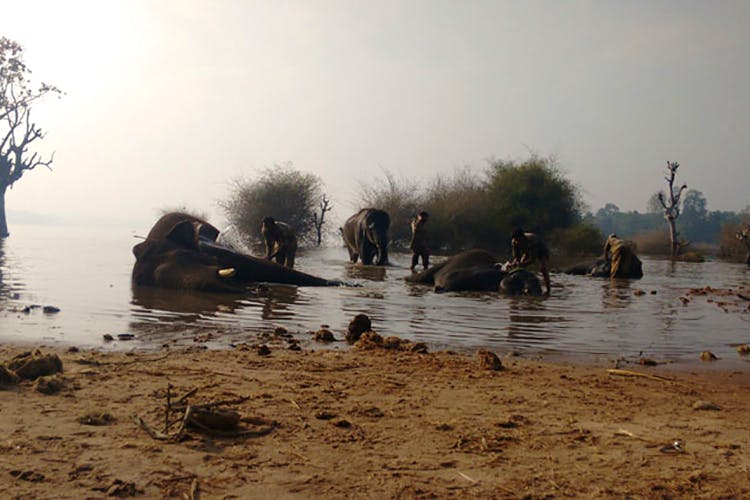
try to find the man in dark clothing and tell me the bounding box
[510,228,551,296]
[409,211,430,271]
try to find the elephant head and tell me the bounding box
[499,269,543,296]
[364,217,389,266]
[133,217,242,293]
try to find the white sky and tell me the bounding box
[2,0,748,229]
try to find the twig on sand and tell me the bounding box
[606,369,674,383]
[456,471,478,484]
[189,478,199,500]
[75,353,170,367]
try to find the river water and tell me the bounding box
[1,223,749,364]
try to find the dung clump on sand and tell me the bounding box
[313,328,336,343]
[78,411,116,426]
[0,364,20,388]
[347,314,372,343]
[6,349,63,381]
[35,375,65,395]
[476,349,504,371]
[354,331,428,353]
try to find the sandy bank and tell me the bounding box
[1,342,749,498]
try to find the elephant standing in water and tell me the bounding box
[342,208,390,266]
[132,213,338,292]
[406,249,543,296]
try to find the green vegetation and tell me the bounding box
[359,155,594,258]
[220,165,329,247]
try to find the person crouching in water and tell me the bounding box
[603,233,643,279]
[510,228,551,296]
[409,211,430,271]
[261,217,298,268]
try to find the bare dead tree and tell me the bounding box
[656,161,689,258]
[0,37,61,237]
[311,195,332,247]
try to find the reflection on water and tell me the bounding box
[0,223,749,363]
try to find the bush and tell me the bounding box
[356,156,595,255]
[220,165,325,247]
[420,168,490,252]
[483,155,583,248]
[549,223,604,258]
[631,229,670,256]
[718,216,750,262]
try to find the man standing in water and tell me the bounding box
[603,233,643,279]
[510,228,551,296]
[409,211,430,271]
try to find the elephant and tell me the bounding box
[564,257,643,279]
[342,208,390,266]
[132,213,339,292]
[406,249,543,296]
[564,258,611,277]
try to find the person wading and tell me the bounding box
[510,228,551,296]
[409,211,430,271]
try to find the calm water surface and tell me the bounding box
[1,223,749,363]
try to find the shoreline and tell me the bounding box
[1,339,750,498]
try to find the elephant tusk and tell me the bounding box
[218,268,236,278]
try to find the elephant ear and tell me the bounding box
[165,220,199,249]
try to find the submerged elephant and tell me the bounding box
[342,208,390,266]
[406,249,543,296]
[132,213,338,292]
[564,256,643,279]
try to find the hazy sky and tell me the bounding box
[3,0,749,229]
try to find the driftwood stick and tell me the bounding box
[134,416,171,441]
[165,384,172,433]
[176,387,198,404]
[606,369,674,382]
[189,477,199,500]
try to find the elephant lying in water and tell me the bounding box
[406,249,543,296]
[564,256,643,279]
[132,213,339,292]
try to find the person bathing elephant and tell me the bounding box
[132,213,338,292]
[406,249,543,296]
[342,208,390,266]
[510,228,552,296]
[409,211,430,271]
[261,217,297,268]
[565,234,643,279]
[603,234,643,279]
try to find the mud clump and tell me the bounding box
[35,375,65,395]
[700,351,718,362]
[354,331,427,353]
[346,314,372,343]
[78,412,116,426]
[256,344,271,356]
[189,408,240,431]
[313,328,336,343]
[0,364,20,388]
[7,350,63,381]
[476,350,504,371]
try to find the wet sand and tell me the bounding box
[1,336,750,499]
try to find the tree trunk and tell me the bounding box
[666,216,677,258]
[0,187,8,238]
